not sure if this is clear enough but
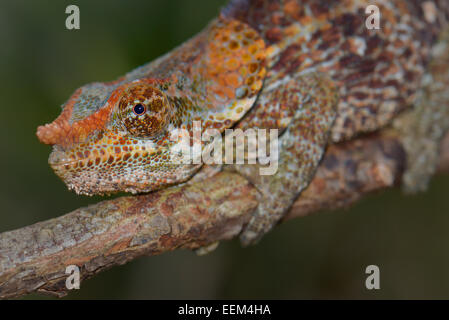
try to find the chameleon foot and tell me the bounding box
[234,73,339,246]
[195,241,220,256]
[395,27,449,193]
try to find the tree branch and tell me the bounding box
[1,130,448,299]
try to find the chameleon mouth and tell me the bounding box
[48,148,77,167]
[48,147,106,171]
[47,148,144,196]
[47,148,111,195]
[46,144,201,196]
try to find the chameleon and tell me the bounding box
[37,0,449,246]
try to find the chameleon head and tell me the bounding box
[36,79,200,195]
[37,17,268,195]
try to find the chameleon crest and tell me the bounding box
[37,17,266,195]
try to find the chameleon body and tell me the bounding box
[37,0,449,245]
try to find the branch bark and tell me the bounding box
[1,130,448,299]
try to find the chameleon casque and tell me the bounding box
[37,0,449,245]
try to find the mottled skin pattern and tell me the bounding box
[37,0,449,245]
[38,18,267,195]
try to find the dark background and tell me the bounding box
[1,0,449,299]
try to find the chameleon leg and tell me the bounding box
[233,73,339,246]
[395,27,449,193]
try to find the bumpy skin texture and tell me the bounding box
[37,0,449,244]
[38,18,267,195]
[234,73,338,244]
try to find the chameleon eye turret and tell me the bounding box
[116,82,174,138]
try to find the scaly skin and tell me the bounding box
[37,0,449,244]
[37,18,267,195]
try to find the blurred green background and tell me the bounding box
[1,0,449,299]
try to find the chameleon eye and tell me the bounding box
[117,83,174,138]
[133,103,146,115]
